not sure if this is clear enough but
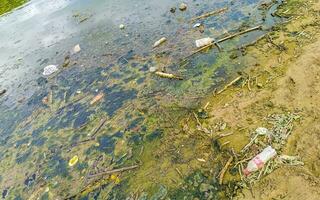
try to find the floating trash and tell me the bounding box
[193,23,202,28]
[153,37,167,48]
[73,44,81,53]
[42,65,58,76]
[68,155,79,167]
[90,93,104,105]
[119,24,125,29]
[195,38,213,48]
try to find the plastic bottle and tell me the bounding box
[243,146,277,176]
[195,37,213,48]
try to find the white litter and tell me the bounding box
[153,37,167,48]
[195,37,213,48]
[119,24,125,29]
[73,44,81,53]
[193,23,201,28]
[43,65,58,76]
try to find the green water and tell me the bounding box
[0,0,285,199]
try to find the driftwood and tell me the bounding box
[87,165,139,178]
[191,7,228,21]
[219,156,233,185]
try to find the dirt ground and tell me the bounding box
[195,0,320,199]
[236,39,320,200]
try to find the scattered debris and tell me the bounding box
[193,23,202,28]
[155,71,183,80]
[179,3,187,11]
[73,44,81,53]
[73,13,92,23]
[197,158,206,162]
[63,55,70,67]
[218,25,262,43]
[242,127,271,152]
[236,113,300,187]
[216,76,243,95]
[276,155,304,166]
[119,24,125,29]
[170,7,176,13]
[90,93,104,105]
[149,66,158,73]
[243,146,277,176]
[42,65,58,76]
[42,96,49,105]
[89,118,108,138]
[153,37,167,48]
[0,89,6,96]
[195,37,213,48]
[219,156,233,184]
[87,165,139,178]
[191,7,228,21]
[69,155,79,167]
[255,127,270,136]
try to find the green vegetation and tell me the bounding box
[0,0,27,15]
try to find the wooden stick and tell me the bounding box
[175,168,184,178]
[155,71,183,80]
[219,156,233,185]
[185,25,262,60]
[87,165,139,178]
[217,132,234,139]
[191,7,228,21]
[90,118,107,138]
[217,25,262,43]
[217,76,242,95]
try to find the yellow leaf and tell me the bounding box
[68,155,79,167]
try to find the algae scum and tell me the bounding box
[0,0,284,199]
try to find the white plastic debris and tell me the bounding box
[153,37,167,48]
[43,65,58,76]
[243,146,277,176]
[193,23,201,28]
[195,37,213,48]
[149,66,157,73]
[119,24,125,29]
[73,44,81,53]
[255,127,270,136]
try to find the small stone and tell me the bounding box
[149,66,157,73]
[257,83,263,88]
[179,3,187,11]
[73,44,81,53]
[170,7,176,13]
[0,89,6,96]
[119,24,125,29]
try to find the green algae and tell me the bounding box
[0,0,27,15]
[0,0,298,199]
